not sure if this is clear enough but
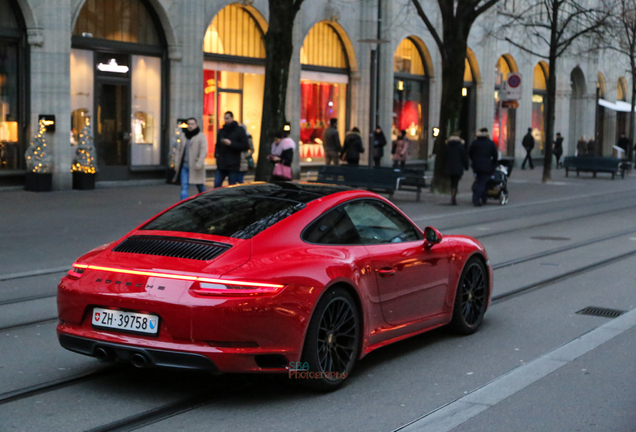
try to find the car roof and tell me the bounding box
[203,182,353,204]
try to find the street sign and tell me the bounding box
[504,73,522,100]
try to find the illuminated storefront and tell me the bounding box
[493,55,517,156]
[71,0,167,180]
[300,22,350,163]
[203,4,266,164]
[393,38,429,160]
[460,52,478,143]
[616,78,628,140]
[0,0,27,172]
[532,62,548,152]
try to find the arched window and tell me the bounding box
[299,22,352,162]
[393,37,429,159]
[203,4,265,58]
[301,22,348,69]
[394,38,425,75]
[0,0,26,172]
[202,4,268,164]
[494,55,518,155]
[461,49,479,142]
[71,0,167,178]
[532,62,549,151]
[73,0,161,45]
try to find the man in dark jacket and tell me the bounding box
[445,131,469,205]
[214,111,249,187]
[469,128,498,207]
[322,118,342,165]
[521,128,534,169]
[617,134,630,157]
[341,127,365,166]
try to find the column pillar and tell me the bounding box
[30,0,72,190]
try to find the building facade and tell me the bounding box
[0,0,629,188]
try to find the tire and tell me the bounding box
[298,287,360,391]
[449,258,488,335]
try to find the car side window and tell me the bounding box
[303,206,361,245]
[343,200,421,245]
[302,199,421,245]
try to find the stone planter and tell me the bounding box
[25,172,53,192]
[72,172,96,190]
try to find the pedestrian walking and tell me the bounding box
[238,124,255,184]
[341,127,364,166]
[372,126,387,167]
[392,130,409,169]
[576,135,587,156]
[214,111,249,188]
[617,133,630,159]
[444,131,468,205]
[521,128,534,169]
[173,117,208,201]
[322,118,342,166]
[268,130,295,181]
[469,127,498,207]
[586,138,597,156]
[553,132,564,168]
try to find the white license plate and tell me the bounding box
[91,308,159,335]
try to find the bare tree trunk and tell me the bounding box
[433,42,467,193]
[542,1,559,183]
[255,1,303,181]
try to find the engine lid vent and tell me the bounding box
[113,236,230,261]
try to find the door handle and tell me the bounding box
[377,268,396,277]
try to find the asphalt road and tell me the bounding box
[1,167,635,432]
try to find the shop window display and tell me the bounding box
[392,80,424,158]
[532,62,548,151]
[203,70,263,164]
[0,43,19,170]
[300,80,347,162]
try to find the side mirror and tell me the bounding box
[424,226,443,247]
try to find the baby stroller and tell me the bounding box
[486,160,511,205]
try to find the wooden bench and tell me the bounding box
[311,165,427,200]
[563,156,629,180]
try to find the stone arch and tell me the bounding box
[465,47,480,83]
[13,0,38,30]
[597,72,607,99]
[71,0,177,49]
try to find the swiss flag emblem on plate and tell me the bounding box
[94,312,101,321]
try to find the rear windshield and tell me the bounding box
[142,194,305,239]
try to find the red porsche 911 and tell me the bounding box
[57,182,492,391]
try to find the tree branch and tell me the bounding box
[411,0,445,56]
[504,36,549,58]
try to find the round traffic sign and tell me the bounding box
[508,74,521,88]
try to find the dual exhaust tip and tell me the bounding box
[94,347,149,368]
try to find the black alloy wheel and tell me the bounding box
[450,257,488,334]
[299,287,360,391]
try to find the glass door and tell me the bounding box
[96,83,130,174]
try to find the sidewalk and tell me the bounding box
[2,166,635,275]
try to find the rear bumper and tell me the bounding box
[58,333,219,372]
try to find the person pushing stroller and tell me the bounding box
[469,128,498,207]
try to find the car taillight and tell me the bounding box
[68,262,285,296]
[192,280,285,297]
[67,263,88,279]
